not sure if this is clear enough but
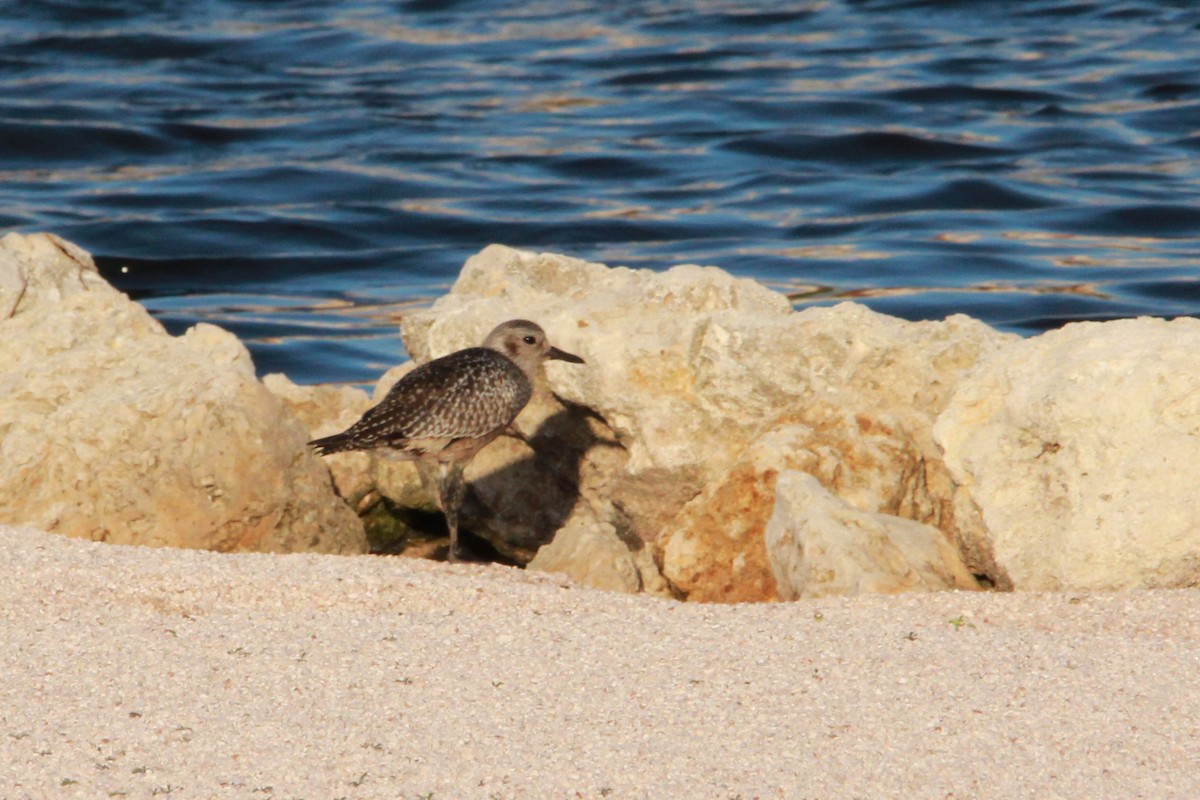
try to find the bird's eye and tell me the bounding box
[522,335,536,345]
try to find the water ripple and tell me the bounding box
[2,0,1200,383]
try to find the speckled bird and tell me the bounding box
[309,319,585,561]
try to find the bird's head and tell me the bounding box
[482,319,585,373]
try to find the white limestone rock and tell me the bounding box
[263,373,374,503]
[765,471,979,599]
[935,317,1200,591]
[393,245,1012,594]
[0,233,366,554]
[526,517,645,594]
[400,244,793,487]
[657,420,930,602]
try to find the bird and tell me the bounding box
[309,319,585,562]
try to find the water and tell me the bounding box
[3,0,1199,387]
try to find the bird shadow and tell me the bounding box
[457,394,625,563]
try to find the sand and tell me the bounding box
[2,524,1198,799]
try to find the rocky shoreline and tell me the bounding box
[3,232,1199,600]
[4,232,1200,797]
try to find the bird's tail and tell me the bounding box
[308,432,357,456]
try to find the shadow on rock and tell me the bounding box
[461,395,626,563]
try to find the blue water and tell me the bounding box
[3,0,1200,386]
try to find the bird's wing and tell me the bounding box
[348,349,530,446]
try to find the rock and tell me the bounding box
[391,245,794,567]
[765,471,980,599]
[935,317,1200,591]
[263,372,372,437]
[526,517,643,594]
[656,433,787,603]
[263,373,373,502]
[659,419,930,602]
[393,245,1012,596]
[0,233,366,554]
[401,245,794,504]
[0,232,101,318]
[644,304,1008,600]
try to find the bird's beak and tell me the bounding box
[548,346,585,364]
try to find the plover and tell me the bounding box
[310,319,584,561]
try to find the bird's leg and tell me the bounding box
[500,422,532,447]
[438,460,467,562]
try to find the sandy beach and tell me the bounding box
[2,524,1198,799]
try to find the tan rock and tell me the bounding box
[390,245,1012,595]
[766,471,979,599]
[526,517,644,594]
[935,317,1200,591]
[398,245,796,544]
[658,417,933,602]
[645,304,1008,600]
[657,440,785,604]
[263,373,373,502]
[0,233,366,554]
[263,372,371,434]
[0,232,104,318]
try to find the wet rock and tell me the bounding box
[0,233,366,554]
[935,317,1200,591]
[765,471,980,599]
